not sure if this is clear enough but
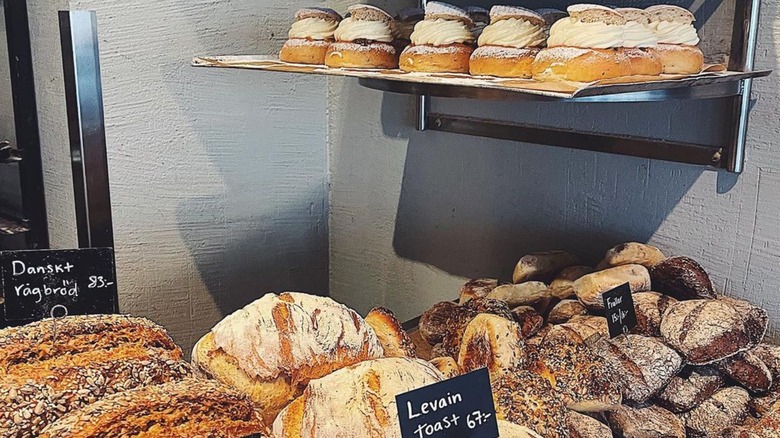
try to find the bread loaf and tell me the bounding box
[565,315,610,340]
[601,334,683,404]
[752,344,780,390]
[548,299,588,324]
[497,420,545,438]
[492,369,569,438]
[680,386,751,437]
[573,264,651,310]
[487,282,548,307]
[632,291,677,337]
[0,315,182,375]
[567,411,613,438]
[716,351,773,394]
[441,298,513,358]
[649,256,716,300]
[513,251,579,283]
[457,314,525,380]
[39,378,269,438]
[458,278,498,304]
[365,307,417,358]
[191,292,383,423]
[511,306,545,338]
[418,301,459,345]
[429,356,460,378]
[660,299,758,365]
[550,266,594,300]
[272,358,443,438]
[654,366,723,413]
[596,242,666,270]
[719,296,769,346]
[606,404,685,438]
[0,358,191,437]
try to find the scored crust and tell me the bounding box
[365,306,417,358]
[425,1,474,26]
[567,4,627,25]
[400,43,473,73]
[325,41,399,69]
[294,7,342,23]
[347,4,393,23]
[489,6,545,27]
[280,39,330,65]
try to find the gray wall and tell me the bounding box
[29,0,330,352]
[328,0,780,341]
[0,8,22,218]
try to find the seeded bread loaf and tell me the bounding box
[606,404,685,438]
[440,298,513,358]
[39,378,268,437]
[457,313,525,380]
[418,301,459,345]
[365,307,417,358]
[510,306,545,338]
[272,357,443,438]
[654,366,723,413]
[680,386,751,437]
[492,369,569,438]
[191,292,383,423]
[497,420,545,438]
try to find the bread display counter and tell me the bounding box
[2,240,779,437]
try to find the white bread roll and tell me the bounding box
[272,357,443,438]
[191,292,383,423]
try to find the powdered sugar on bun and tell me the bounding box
[567,4,626,25]
[348,4,393,22]
[210,292,383,383]
[489,5,545,26]
[294,7,342,23]
[472,45,538,59]
[645,4,696,24]
[425,1,474,26]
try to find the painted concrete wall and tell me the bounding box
[328,1,780,341]
[28,0,330,351]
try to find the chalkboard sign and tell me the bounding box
[396,368,499,438]
[0,248,118,322]
[602,282,637,338]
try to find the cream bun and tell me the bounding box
[280,8,342,65]
[325,5,398,69]
[399,2,475,73]
[615,8,661,76]
[470,6,546,78]
[533,4,631,82]
[394,7,424,52]
[466,6,490,39]
[646,5,703,74]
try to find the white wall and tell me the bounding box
[328,0,780,341]
[29,0,330,352]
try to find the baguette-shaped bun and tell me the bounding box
[399,44,473,73]
[596,242,666,270]
[457,313,525,379]
[512,250,579,283]
[532,47,632,83]
[573,264,651,310]
[192,292,383,423]
[652,44,703,74]
[39,378,269,438]
[272,358,443,438]
[487,281,548,307]
[366,307,417,358]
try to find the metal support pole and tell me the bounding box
[59,11,114,248]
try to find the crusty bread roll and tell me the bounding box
[606,404,685,438]
[649,256,716,300]
[655,366,723,413]
[487,281,548,307]
[513,250,579,283]
[532,47,632,82]
[441,298,513,358]
[716,351,773,394]
[399,44,473,73]
[550,265,594,299]
[39,378,269,438]
[752,343,780,390]
[470,47,539,78]
[596,242,666,270]
[457,313,525,379]
[418,300,459,345]
[547,299,588,324]
[565,315,610,340]
[430,356,460,378]
[272,357,443,438]
[510,305,545,338]
[680,386,751,437]
[280,39,331,65]
[631,291,677,337]
[325,42,398,69]
[652,43,703,74]
[191,292,383,423]
[458,278,498,304]
[573,264,651,310]
[365,307,417,358]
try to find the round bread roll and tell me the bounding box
[620,47,662,76]
[532,47,632,82]
[470,46,539,78]
[325,41,398,69]
[399,44,473,73]
[272,357,443,438]
[652,43,703,74]
[280,39,331,65]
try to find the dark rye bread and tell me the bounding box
[601,334,683,404]
[719,296,769,345]
[566,411,612,438]
[632,292,677,337]
[649,256,716,300]
[752,343,780,390]
[680,386,751,437]
[492,369,569,438]
[716,351,773,394]
[661,299,762,365]
[654,366,723,413]
[418,301,458,344]
[606,404,685,438]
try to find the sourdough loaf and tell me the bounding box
[39,378,268,438]
[606,404,685,438]
[191,292,383,423]
[548,299,588,324]
[487,282,549,308]
[457,313,525,380]
[596,242,666,270]
[272,357,443,438]
[567,411,613,438]
[680,386,751,437]
[511,306,545,338]
[429,356,460,378]
[573,264,651,310]
[550,265,594,300]
[752,344,780,390]
[719,296,769,345]
[649,256,716,300]
[418,301,459,345]
[458,278,498,304]
[513,251,579,283]
[441,297,513,358]
[716,351,773,394]
[492,369,569,438]
[632,291,677,337]
[365,307,417,358]
[654,366,723,413]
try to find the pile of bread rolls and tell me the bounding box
[279,2,705,82]
[416,242,780,437]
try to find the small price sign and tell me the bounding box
[396,368,499,438]
[603,282,637,338]
[1,248,118,322]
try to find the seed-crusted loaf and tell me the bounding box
[492,369,569,438]
[39,378,268,437]
[440,297,513,358]
[191,292,383,423]
[418,300,459,344]
[365,307,417,358]
[457,313,525,380]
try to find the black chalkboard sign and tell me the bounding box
[602,282,637,338]
[396,368,499,438]
[0,248,118,322]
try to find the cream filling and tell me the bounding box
[547,17,624,49]
[334,17,394,43]
[652,21,699,45]
[410,19,474,46]
[621,21,658,48]
[288,17,338,41]
[477,18,545,48]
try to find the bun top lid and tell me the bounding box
[294,7,343,22]
[396,7,425,22]
[616,7,651,24]
[347,4,394,23]
[425,1,474,26]
[567,4,627,25]
[466,6,490,24]
[645,4,696,24]
[489,5,545,26]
